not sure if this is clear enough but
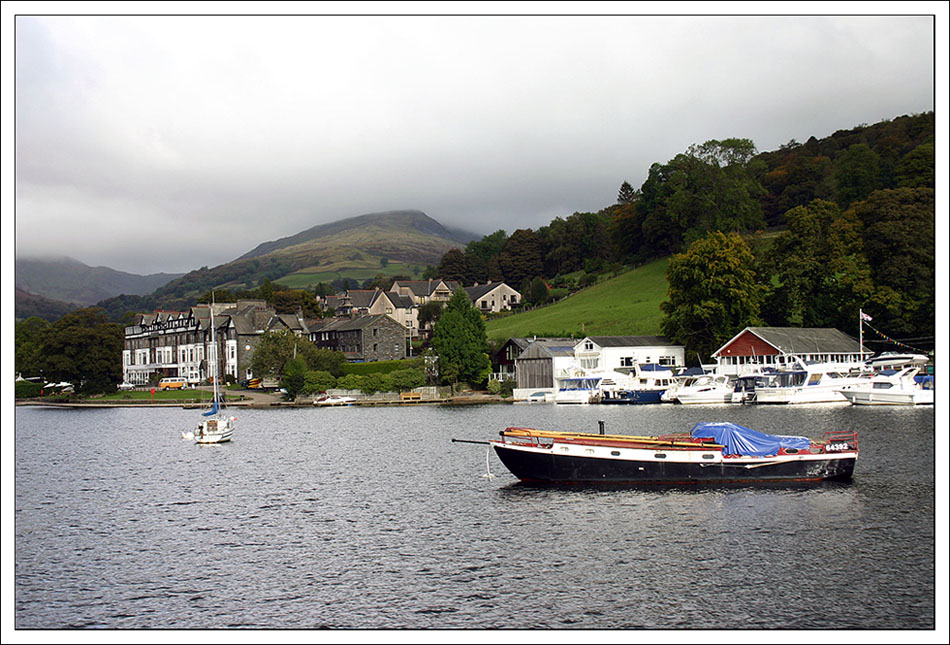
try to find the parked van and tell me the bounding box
[158,376,186,390]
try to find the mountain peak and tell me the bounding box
[237,209,464,261]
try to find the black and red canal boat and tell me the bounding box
[489,422,858,485]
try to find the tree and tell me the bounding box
[15,316,50,377]
[497,228,543,287]
[895,143,935,188]
[635,140,766,257]
[846,187,935,339]
[437,248,468,283]
[660,231,763,359]
[37,308,124,394]
[417,301,445,330]
[282,357,308,399]
[430,289,492,387]
[760,199,873,331]
[835,143,881,208]
[250,330,345,378]
[617,181,637,205]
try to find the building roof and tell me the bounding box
[309,314,404,333]
[465,281,515,300]
[516,338,578,359]
[583,335,674,348]
[713,327,866,357]
[391,279,460,297]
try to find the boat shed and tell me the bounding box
[513,338,578,391]
[712,327,870,377]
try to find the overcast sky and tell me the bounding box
[6,6,944,275]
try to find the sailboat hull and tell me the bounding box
[195,417,234,444]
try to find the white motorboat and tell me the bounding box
[674,374,734,405]
[752,361,870,405]
[864,352,930,372]
[554,376,603,404]
[838,367,934,406]
[313,394,356,406]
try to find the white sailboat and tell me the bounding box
[185,296,235,443]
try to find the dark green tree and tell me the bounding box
[37,308,124,394]
[835,143,881,208]
[617,180,637,205]
[250,330,345,378]
[437,248,468,282]
[15,316,51,378]
[760,199,873,331]
[846,187,934,339]
[417,301,445,330]
[498,228,543,287]
[636,139,766,257]
[430,289,491,387]
[895,143,935,188]
[281,356,308,399]
[660,231,763,359]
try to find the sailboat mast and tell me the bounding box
[210,292,218,405]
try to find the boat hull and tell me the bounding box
[839,389,934,406]
[194,417,234,444]
[600,389,666,404]
[492,442,856,485]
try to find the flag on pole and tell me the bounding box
[860,311,873,322]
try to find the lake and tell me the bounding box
[13,402,937,630]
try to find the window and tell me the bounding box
[584,340,594,351]
[620,357,634,367]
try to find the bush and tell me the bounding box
[487,377,516,397]
[304,370,337,395]
[15,380,44,398]
[384,368,425,392]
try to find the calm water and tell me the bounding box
[14,402,937,630]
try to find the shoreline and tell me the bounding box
[14,395,512,409]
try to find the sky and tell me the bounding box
[5,3,945,276]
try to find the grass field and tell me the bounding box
[95,389,241,403]
[485,257,670,341]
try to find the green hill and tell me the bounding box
[485,257,670,341]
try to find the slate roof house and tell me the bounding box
[464,282,521,313]
[334,288,419,337]
[712,327,870,377]
[389,279,460,305]
[308,314,407,362]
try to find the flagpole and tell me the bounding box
[859,308,864,359]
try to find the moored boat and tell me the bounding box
[490,422,858,485]
[554,376,603,404]
[600,363,674,404]
[313,394,356,406]
[751,361,870,404]
[673,374,734,405]
[838,367,934,406]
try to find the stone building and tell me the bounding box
[308,314,407,362]
[123,299,309,385]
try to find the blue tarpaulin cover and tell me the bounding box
[690,422,811,456]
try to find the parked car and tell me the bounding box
[117,382,136,391]
[158,377,186,390]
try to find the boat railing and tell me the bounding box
[822,430,858,453]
